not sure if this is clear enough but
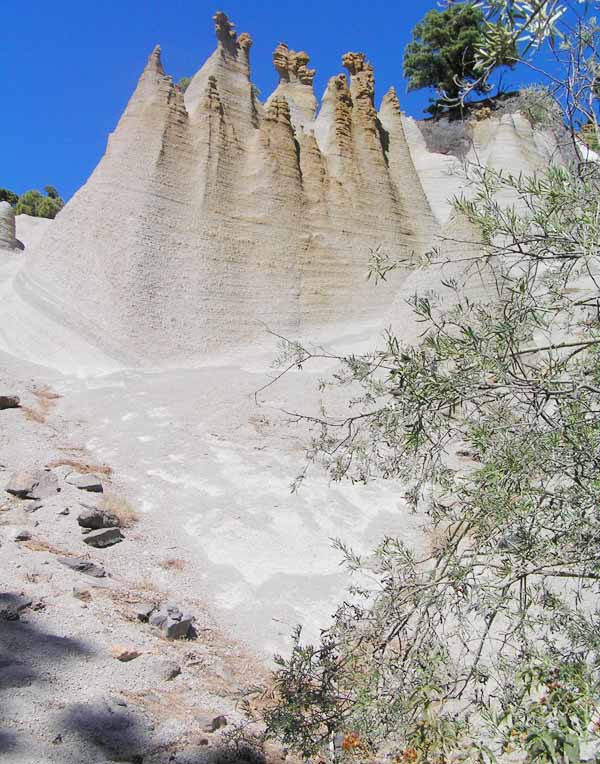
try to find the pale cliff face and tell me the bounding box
[0,202,24,252]
[5,12,565,372]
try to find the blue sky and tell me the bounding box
[2,0,546,201]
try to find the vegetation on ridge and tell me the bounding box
[403,3,517,114]
[176,76,191,93]
[0,185,64,219]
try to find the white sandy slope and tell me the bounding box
[0,106,568,658]
[29,328,425,658]
[15,214,52,251]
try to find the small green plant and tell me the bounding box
[177,76,191,93]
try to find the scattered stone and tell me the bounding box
[66,472,103,492]
[0,593,32,621]
[13,529,32,542]
[210,715,228,732]
[134,602,156,622]
[187,734,211,749]
[152,659,181,682]
[149,602,194,640]
[108,695,128,708]
[78,505,119,530]
[23,500,42,513]
[0,604,20,621]
[111,645,141,662]
[57,556,107,578]
[73,586,92,602]
[0,395,20,410]
[83,527,124,548]
[196,713,229,733]
[58,507,70,516]
[5,469,59,499]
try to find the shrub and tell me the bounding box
[15,187,64,219]
[177,76,191,93]
[509,85,563,129]
[0,189,19,206]
[100,494,139,528]
[256,5,600,763]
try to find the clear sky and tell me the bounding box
[2,0,544,201]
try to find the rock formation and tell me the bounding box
[5,11,565,372]
[0,202,24,251]
[268,43,317,130]
[402,110,564,225]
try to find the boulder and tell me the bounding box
[77,505,119,529]
[134,602,156,622]
[57,556,107,577]
[83,527,124,548]
[111,645,141,662]
[65,473,103,492]
[5,469,59,499]
[149,603,194,640]
[0,593,32,621]
[195,713,229,733]
[12,529,32,542]
[0,395,20,410]
[0,605,20,621]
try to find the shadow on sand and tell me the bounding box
[1,591,265,763]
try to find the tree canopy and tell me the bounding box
[403,3,517,112]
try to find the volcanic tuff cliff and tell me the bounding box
[0,202,23,252]
[5,12,565,371]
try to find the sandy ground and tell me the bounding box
[0,239,424,763]
[0,350,278,763]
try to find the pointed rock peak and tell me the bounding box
[214,11,236,43]
[329,73,352,99]
[238,32,253,52]
[213,11,252,54]
[342,52,369,77]
[342,51,374,104]
[322,74,353,144]
[146,44,165,75]
[273,42,315,85]
[382,86,401,112]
